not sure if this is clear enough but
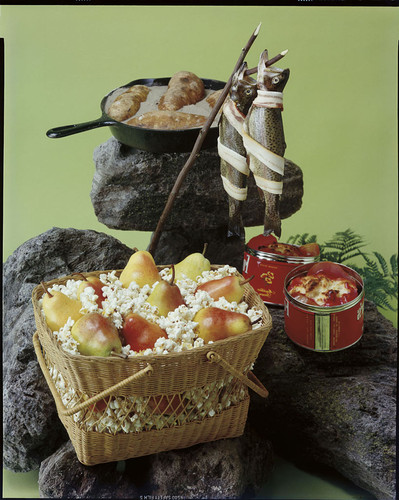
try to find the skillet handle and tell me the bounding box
[46,116,117,138]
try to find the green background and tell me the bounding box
[1,4,397,499]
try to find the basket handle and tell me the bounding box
[206,351,269,398]
[33,331,153,417]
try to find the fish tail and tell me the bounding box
[227,198,245,240]
[263,216,281,238]
[263,192,282,238]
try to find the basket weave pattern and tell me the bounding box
[33,266,272,465]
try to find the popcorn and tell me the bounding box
[48,358,251,436]
[52,317,79,355]
[43,264,261,357]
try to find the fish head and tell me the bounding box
[230,62,257,115]
[264,67,290,92]
[257,50,290,92]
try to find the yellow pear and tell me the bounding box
[174,245,211,281]
[119,250,161,288]
[41,282,83,331]
[147,266,185,316]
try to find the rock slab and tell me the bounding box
[91,137,303,232]
[249,301,397,500]
[38,428,274,499]
[2,228,133,472]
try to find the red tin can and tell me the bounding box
[283,263,365,352]
[242,235,319,306]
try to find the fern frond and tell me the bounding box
[322,229,367,263]
[286,233,318,245]
[390,254,398,276]
[373,252,389,276]
[319,250,341,262]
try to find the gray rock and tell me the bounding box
[150,426,274,499]
[2,228,133,472]
[91,137,303,232]
[248,301,397,500]
[38,427,274,499]
[152,225,246,271]
[39,441,145,499]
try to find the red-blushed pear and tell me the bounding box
[41,282,83,332]
[147,265,185,317]
[71,312,122,357]
[193,307,252,343]
[89,396,110,413]
[121,313,167,351]
[119,250,161,288]
[147,394,187,416]
[196,275,254,303]
[74,273,106,308]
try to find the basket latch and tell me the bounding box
[206,350,269,398]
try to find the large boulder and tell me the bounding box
[2,228,133,472]
[152,225,246,271]
[91,138,303,233]
[38,427,274,499]
[249,301,397,500]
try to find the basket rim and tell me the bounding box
[33,264,272,363]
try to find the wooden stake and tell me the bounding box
[147,23,262,257]
[245,49,288,76]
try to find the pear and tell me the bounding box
[119,250,161,288]
[41,282,83,331]
[71,312,122,357]
[148,394,187,416]
[174,244,211,281]
[75,273,106,308]
[196,275,254,302]
[147,265,185,316]
[193,307,252,343]
[121,312,167,351]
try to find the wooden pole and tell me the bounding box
[147,23,262,256]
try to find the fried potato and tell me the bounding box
[205,89,224,108]
[108,85,150,121]
[158,71,205,111]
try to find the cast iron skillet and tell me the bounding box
[46,77,226,153]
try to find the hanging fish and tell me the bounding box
[243,49,290,238]
[218,62,257,240]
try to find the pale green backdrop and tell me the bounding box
[1,4,397,499]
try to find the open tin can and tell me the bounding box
[242,235,319,306]
[283,263,365,352]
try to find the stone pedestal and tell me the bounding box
[91,138,304,268]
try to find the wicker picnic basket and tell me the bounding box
[32,266,272,466]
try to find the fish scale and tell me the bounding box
[218,62,257,240]
[244,50,290,238]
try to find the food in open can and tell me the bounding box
[284,261,364,352]
[242,234,320,306]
